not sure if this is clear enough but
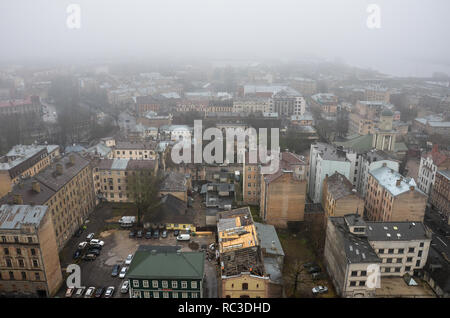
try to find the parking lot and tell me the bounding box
[56,203,218,298]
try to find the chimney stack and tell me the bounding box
[410,186,415,191]
[382,162,387,167]
[56,163,63,175]
[13,194,23,204]
[32,181,41,193]
[69,154,75,165]
[396,179,401,187]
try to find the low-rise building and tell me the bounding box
[0,204,62,297]
[418,145,450,196]
[126,246,205,298]
[112,141,158,160]
[430,170,450,224]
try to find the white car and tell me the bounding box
[119,266,128,278]
[125,254,133,265]
[84,287,96,298]
[78,242,88,250]
[312,286,328,295]
[120,280,129,294]
[104,286,115,298]
[65,287,75,298]
[89,239,104,246]
[86,233,95,241]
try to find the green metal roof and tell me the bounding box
[333,134,374,153]
[126,250,205,280]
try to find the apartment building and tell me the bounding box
[242,153,261,205]
[310,93,338,120]
[0,204,63,297]
[0,144,60,198]
[232,98,270,114]
[322,172,364,218]
[269,89,305,116]
[289,77,317,96]
[430,170,450,224]
[0,154,96,250]
[0,96,41,116]
[112,141,158,160]
[418,145,450,196]
[365,166,427,222]
[260,152,308,228]
[324,214,431,298]
[364,85,390,103]
[308,143,353,204]
[94,158,158,203]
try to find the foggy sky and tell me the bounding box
[1,0,450,77]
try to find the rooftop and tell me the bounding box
[0,204,48,230]
[326,172,359,200]
[366,221,431,241]
[160,171,187,192]
[254,222,285,257]
[369,166,419,197]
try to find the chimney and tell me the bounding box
[13,194,23,204]
[69,154,75,165]
[271,241,276,250]
[382,162,387,167]
[410,186,415,191]
[32,181,41,193]
[396,179,401,187]
[432,144,439,153]
[56,163,63,175]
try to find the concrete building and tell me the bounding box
[365,166,427,222]
[310,93,338,120]
[0,144,60,198]
[364,85,390,103]
[324,214,431,298]
[94,158,158,203]
[232,98,270,114]
[0,205,62,297]
[418,145,450,196]
[269,89,305,117]
[430,170,450,224]
[260,152,308,228]
[322,172,364,219]
[308,143,353,204]
[0,153,96,250]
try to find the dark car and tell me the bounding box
[73,250,82,260]
[95,287,104,298]
[153,229,160,239]
[308,266,322,274]
[136,230,143,238]
[82,253,96,261]
[129,231,135,238]
[88,248,101,256]
[145,230,152,239]
[311,272,325,280]
[111,264,120,277]
[90,243,103,250]
[173,230,180,237]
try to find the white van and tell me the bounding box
[177,234,191,241]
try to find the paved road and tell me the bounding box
[41,100,58,123]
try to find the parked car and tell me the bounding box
[82,253,97,261]
[73,250,82,260]
[177,234,190,241]
[88,248,101,256]
[78,242,88,250]
[308,266,321,274]
[136,230,143,238]
[129,231,135,238]
[125,254,133,265]
[75,287,86,298]
[84,287,96,298]
[153,229,160,239]
[312,286,328,295]
[86,233,95,241]
[104,286,115,298]
[120,280,129,294]
[303,262,317,268]
[65,287,75,298]
[161,230,168,238]
[89,239,104,246]
[119,267,128,278]
[173,230,180,237]
[111,264,120,277]
[95,287,104,298]
[90,243,103,250]
[145,230,152,239]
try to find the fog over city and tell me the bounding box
[1,0,450,77]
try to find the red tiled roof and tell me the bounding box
[425,146,448,167]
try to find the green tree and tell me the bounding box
[126,169,162,227]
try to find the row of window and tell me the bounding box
[1,236,35,244]
[0,271,41,281]
[133,280,197,289]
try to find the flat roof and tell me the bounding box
[0,204,48,229]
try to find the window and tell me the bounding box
[378,249,384,254]
[191,281,197,289]
[9,271,14,280]
[172,292,178,298]
[398,248,404,254]
[358,281,365,286]
[420,242,424,247]
[143,291,150,298]
[14,236,19,243]
[153,292,159,298]
[351,271,358,276]
[395,267,401,273]
[416,260,421,267]
[386,258,393,263]
[388,249,394,254]
[32,259,39,267]
[396,258,402,263]
[361,271,367,276]
[182,292,188,298]
[242,283,248,290]
[1,236,6,242]
[16,248,21,255]
[405,266,411,272]
[35,272,40,280]
[4,248,9,255]
[6,259,12,267]
[31,249,36,256]
[192,293,198,298]
[163,292,169,299]
[408,247,415,253]
[133,280,140,288]
[406,257,413,263]
[349,281,356,287]
[27,237,33,243]
[18,259,24,267]
[172,281,178,289]
[152,280,158,288]
[21,272,26,280]
[181,281,187,289]
[384,267,391,273]
[418,251,423,257]
[162,280,168,288]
